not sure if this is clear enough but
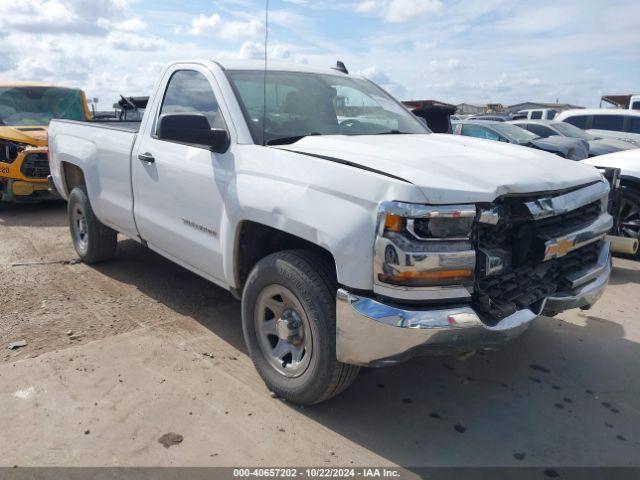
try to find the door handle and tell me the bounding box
[138,152,155,163]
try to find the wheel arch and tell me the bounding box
[60,162,86,197]
[230,220,337,298]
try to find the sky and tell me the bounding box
[0,0,638,109]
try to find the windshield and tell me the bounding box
[227,70,430,145]
[0,87,87,126]
[491,123,538,143]
[552,122,595,140]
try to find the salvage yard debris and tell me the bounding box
[8,340,27,350]
[158,433,183,448]
[10,258,81,268]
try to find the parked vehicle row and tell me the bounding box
[452,120,590,160]
[48,60,615,404]
[509,120,635,157]
[556,109,640,147]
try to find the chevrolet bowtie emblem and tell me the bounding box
[545,238,576,259]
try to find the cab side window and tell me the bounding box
[157,70,226,135]
[592,115,624,131]
[565,115,588,129]
[530,111,543,119]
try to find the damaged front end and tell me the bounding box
[336,181,612,367]
[0,137,53,202]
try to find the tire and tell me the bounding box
[241,250,359,405]
[615,186,640,257]
[67,186,117,264]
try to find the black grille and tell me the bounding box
[20,152,50,179]
[473,198,604,323]
[534,201,601,237]
[474,241,601,322]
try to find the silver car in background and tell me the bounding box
[510,119,635,157]
[452,120,589,160]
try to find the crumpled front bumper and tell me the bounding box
[336,241,611,367]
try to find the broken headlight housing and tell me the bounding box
[373,201,477,300]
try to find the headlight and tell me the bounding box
[374,202,477,299]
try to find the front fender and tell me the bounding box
[220,145,426,290]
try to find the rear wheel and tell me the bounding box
[615,186,640,256]
[241,250,359,405]
[68,187,117,264]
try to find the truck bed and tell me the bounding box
[48,117,140,238]
[53,118,142,133]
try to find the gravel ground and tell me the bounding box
[1,201,639,470]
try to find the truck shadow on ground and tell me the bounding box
[94,239,640,468]
[0,200,67,227]
[609,260,640,285]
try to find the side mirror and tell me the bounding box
[157,113,230,153]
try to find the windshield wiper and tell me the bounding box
[266,132,322,146]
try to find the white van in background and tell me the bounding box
[629,95,640,111]
[556,109,640,147]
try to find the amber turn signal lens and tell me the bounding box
[379,269,474,286]
[385,214,405,232]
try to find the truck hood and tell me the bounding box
[0,125,48,147]
[278,134,602,204]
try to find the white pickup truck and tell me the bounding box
[49,60,613,404]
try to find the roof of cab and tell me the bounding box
[212,59,351,76]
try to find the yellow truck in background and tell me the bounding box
[0,82,91,201]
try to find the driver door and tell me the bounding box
[132,66,232,283]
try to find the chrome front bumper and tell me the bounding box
[336,241,611,367]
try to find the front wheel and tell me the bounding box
[68,186,117,264]
[241,250,359,405]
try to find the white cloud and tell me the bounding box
[356,0,443,23]
[0,0,128,34]
[0,0,80,32]
[217,41,307,64]
[97,16,147,32]
[107,32,166,51]
[359,65,409,97]
[427,59,460,73]
[189,13,263,40]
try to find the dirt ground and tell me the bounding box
[1,201,639,470]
